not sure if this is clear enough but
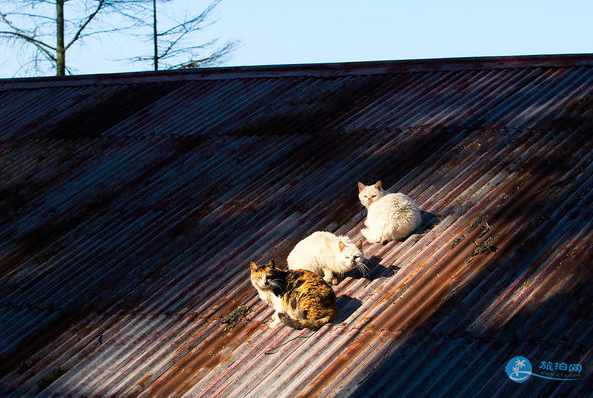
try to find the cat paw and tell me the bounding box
[269,313,280,328]
[322,273,339,285]
[360,228,370,240]
[361,228,379,243]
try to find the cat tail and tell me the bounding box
[277,313,334,330]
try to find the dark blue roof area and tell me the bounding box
[1,55,593,398]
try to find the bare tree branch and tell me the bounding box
[158,25,193,59]
[171,40,238,69]
[1,12,55,22]
[0,30,55,53]
[156,2,216,37]
[0,11,56,61]
[0,0,154,76]
[116,8,152,29]
[123,0,236,70]
[12,41,57,76]
[0,0,236,76]
[65,0,106,49]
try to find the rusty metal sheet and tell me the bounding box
[1,55,593,398]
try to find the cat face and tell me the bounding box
[250,260,285,293]
[358,181,384,208]
[336,238,365,274]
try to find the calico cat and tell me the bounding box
[250,260,336,330]
[358,180,422,244]
[287,231,366,285]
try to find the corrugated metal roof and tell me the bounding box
[1,54,593,398]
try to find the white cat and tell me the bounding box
[358,180,422,244]
[287,231,365,285]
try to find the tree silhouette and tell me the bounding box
[0,0,236,76]
[0,0,133,76]
[120,0,238,70]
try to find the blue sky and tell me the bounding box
[1,0,593,77]
[215,0,592,65]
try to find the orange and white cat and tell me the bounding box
[287,231,365,285]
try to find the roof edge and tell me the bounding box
[2,53,593,89]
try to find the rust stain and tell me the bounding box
[378,231,483,334]
[145,320,262,398]
[139,284,258,397]
[136,373,153,390]
[124,373,156,398]
[295,328,382,398]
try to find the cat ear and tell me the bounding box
[355,239,363,250]
[357,181,366,192]
[250,261,259,270]
[338,240,346,252]
[374,180,382,190]
[266,259,276,268]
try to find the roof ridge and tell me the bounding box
[1,53,593,90]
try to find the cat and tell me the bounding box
[250,260,336,330]
[287,231,366,285]
[358,180,422,244]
